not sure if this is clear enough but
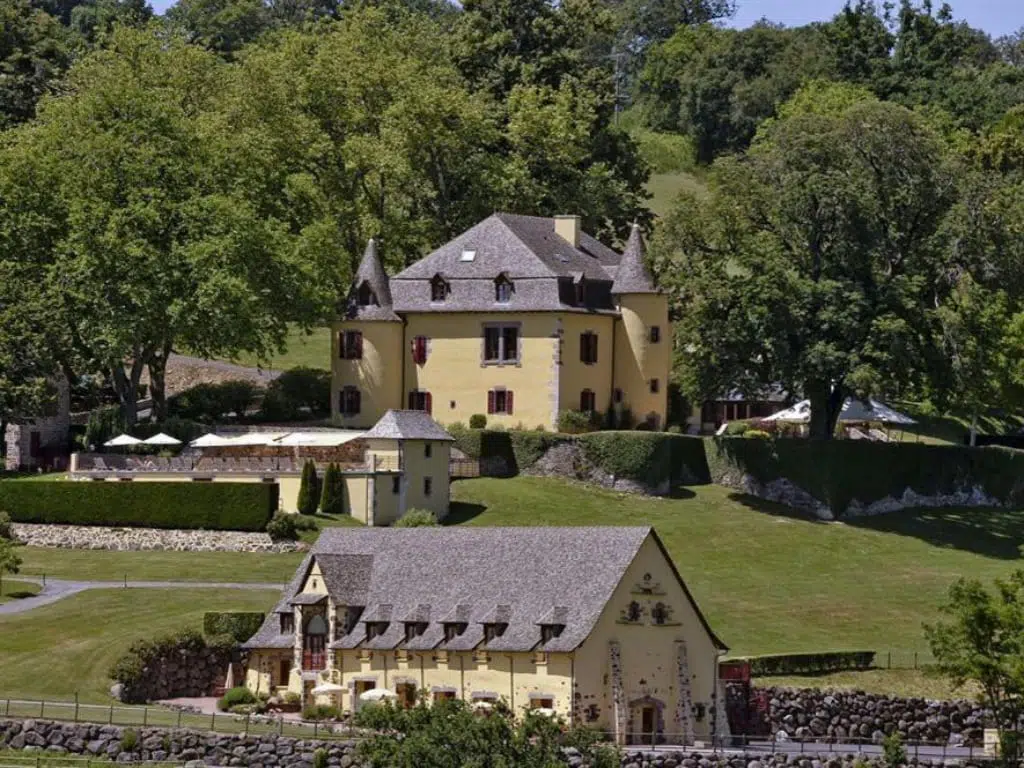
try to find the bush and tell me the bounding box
[557,409,600,434]
[394,508,439,527]
[219,686,258,712]
[579,431,711,488]
[0,481,276,531]
[469,414,487,429]
[743,429,772,439]
[84,406,124,450]
[313,748,329,768]
[302,704,341,721]
[260,367,331,421]
[0,511,11,540]
[120,729,138,752]
[319,463,345,516]
[266,514,298,542]
[171,380,262,422]
[738,650,877,676]
[110,628,236,704]
[284,692,301,706]
[293,515,319,532]
[203,612,265,643]
[724,419,752,436]
[883,732,907,768]
[296,460,320,516]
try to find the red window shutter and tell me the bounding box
[580,391,588,411]
[424,392,432,415]
[506,391,513,415]
[591,334,598,363]
[353,389,361,415]
[580,333,586,363]
[354,332,363,360]
[487,390,495,414]
[339,332,346,359]
[415,336,427,365]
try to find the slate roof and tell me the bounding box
[382,213,652,314]
[344,239,401,322]
[611,224,658,295]
[244,527,726,654]
[362,410,455,442]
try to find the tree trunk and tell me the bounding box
[969,411,978,447]
[147,342,173,423]
[807,380,845,440]
[110,352,148,427]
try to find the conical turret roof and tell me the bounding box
[345,238,401,321]
[611,224,658,295]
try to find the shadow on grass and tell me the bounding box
[667,487,697,500]
[444,502,488,525]
[847,507,1024,561]
[726,492,824,523]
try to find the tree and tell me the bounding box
[926,571,1024,764]
[393,508,438,527]
[655,98,955,439]
[296,460,320,516]
[165,0,272,56]
[0,0,73,129]
[0,538,22,597]
[319,463,344,516]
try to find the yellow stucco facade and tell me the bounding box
[613,294,671,429]
[331,320,404,429]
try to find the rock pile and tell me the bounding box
[764,689,988,746]
[12,523,302,553]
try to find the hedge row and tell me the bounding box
[203,612,266,642]
[734,650,877,676]
[449,427,710,488]
[0,481,278,531]
[706,437,1024,516]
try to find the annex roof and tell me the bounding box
[362,410,455,442]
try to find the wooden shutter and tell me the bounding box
[415,336,427,365]
[353,389,361,415]
[506,391,513,415]
[354,332,363,359]
[580,333,587,363]
[591,333,598,363]
[487,390,495,414]
[424,392,433,415]
[408,391,416,410]
[339,332,346,359]
[580,390,588,411]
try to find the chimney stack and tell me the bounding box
[554,215,581,248]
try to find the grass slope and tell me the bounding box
[0,579,41,604]
[646,171,707,219]
[450,477,1024,656]
[0,588,279,702]
[214,325,331,372]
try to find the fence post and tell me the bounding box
[914,651,918,669]
[143,706,148,727]
[124,573,128,589]
[314,721,318,739]
[211,711,216,731]
[75,692,79,723]
[40,700,44,718]
[245,713,250,737]
[4,699,8,717]
[887,651,891,669]
[109,704,114,724]
[177,709,182,729]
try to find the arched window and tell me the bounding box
[357,282,377,307]
[306,615,328,635]
[651,602,668,625]
[431,275,449,303]
[625,601,641,622]
[495,274,514,303]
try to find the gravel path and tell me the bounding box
[0,577,285,616]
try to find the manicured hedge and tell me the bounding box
[203,612,266,642]
[706,437,1024,516]
[0,481,277,531]
[579,431,710,487]
[450,427,574,476]
[733,650,877,676]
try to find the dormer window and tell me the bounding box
[540,624,565,644]
[357,282,377,307]
[405,622,428,642]
[494,274,514,303]
[342,606,364,635]
[575,278,586,305]
[430,275,449,303]
[443,622,467,642]
[281,613,294,634]
[366,621,389,640]
[483,623,507,643]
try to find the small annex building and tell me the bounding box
[242,526,728,745]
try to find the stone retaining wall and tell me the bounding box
[764,688,988,746]
[12,523,303,553]
[0,719,989,768]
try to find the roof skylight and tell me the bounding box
[460,249,476,262]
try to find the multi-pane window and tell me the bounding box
[408,391,432,413]
[580,389,596,412]
[443,623,466,642]
[649,379,660,394]
[483,324,519,363]
[424,477,433,496]
[580,332,598,364]
[495,275,514,303]
[411,336,428,365]
[484,623,506,643]
[339,386,361,417]
[487,389,514,415]
[650,326,661,343]
[431,276,449,302]
[340,330,363,360]
[613,388,623,404]
[405,622,427,642]
[280,613,294,634]
[425,443,432,458]
[392,476,400,494]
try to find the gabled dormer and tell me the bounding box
[344,238,400,321]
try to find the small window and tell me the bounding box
[540,624,564,644]
[425,443,432,458]
[392,476,401,494]
[424,476,433,496]
[487,389,514,415]
[340,330,363,359]
[652,602,668,625]
[575,279,585,305]
[278,659,291,685]
[357,282,377,306]
[460,249,476,262]
[495,275,514,303]
[281,613,294,634]
[408,391,432,414]
[530,697,554,710]
[650,326,661,343]
[483,324,519,364]
[580,389,596,413]
[405,622,427,642]
[444,623,466,642]
[431,276,449,303]
[484,623,507,643]
[366,621,389,640]
[340,386,361,417]
[411,336,428,365]
[580,332,598,364]
[613,388,624,404]
[649,379,660,394]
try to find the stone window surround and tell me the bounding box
[481,322,522,367]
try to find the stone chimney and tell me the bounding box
[554,215,581,248]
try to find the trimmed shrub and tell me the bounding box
[296,460,319,516]
[737,650,877,676]
[394,508,439,527]
[219,686,258,711]
[260,367,331,421]
[0,481,276,531]
[302,704,341,721]
[579,431,711,488]
[707,437,1024,516]
[319,462,345,516]
[0,511,11,540]
[293,515,319,532]
[557,409,599,434]
[469,414,487,429]
[266,514,298,541]
[203,612,265,642]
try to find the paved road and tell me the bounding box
[0,577,285,616]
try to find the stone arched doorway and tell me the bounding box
[628,696,665,746]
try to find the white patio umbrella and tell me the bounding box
[190,433,230,448]
[359,688,398,703]
[103,434,143,447]
[531,708,557,718]
[312,682,345,695]
[143,432,182,446]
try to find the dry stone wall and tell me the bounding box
[12,523,302,553]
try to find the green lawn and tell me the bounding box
[213,325,331,372]
[755,669,974,700]
[889,401,1024,445]
[449,477,1024,656]
[0,588,279,703]
[0,579,41,604]
[646,171,707,219]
